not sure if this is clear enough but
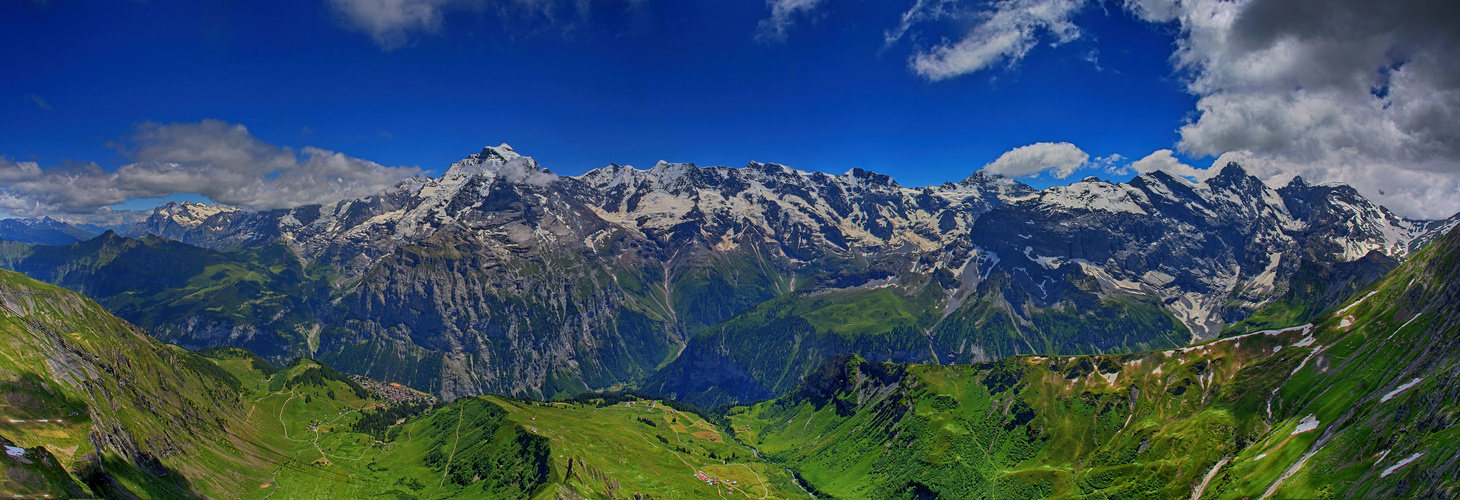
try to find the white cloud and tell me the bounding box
[1128,149,1214,179]
[0,158,43,183]
[884,0,957,48]
[1121,0,1177,23]
[0,162,132,216]
[906,0,1086,81]
[756,0,824,44]
[0,120,421,217]
[982,142,1089,178]
[1147,0,1460,218]
[493,156,560,186]
[1090,153,1125,175]
[328,0,466,49]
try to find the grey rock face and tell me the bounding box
[110,149,1457,401]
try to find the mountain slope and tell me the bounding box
[0,232,329,361]
[0,268,291,497]
[0,217,94,245]
[33,145,1448,403]
[730,224,1460,498]
[0,267,811,499]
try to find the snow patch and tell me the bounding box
[1291,414,1319,435]
[4,445,22,458]
[1292,334,1316,348]
[1381,378,1423,403]
[1388,313,1422,341]
[1244,252,1286,296]
[1037,181,1148,214]
[1252,453,1266,461]
[1381,452,1424,478]
[1335,290,1378,316]
[1227,323,1312,342]
[1022,246,1065,270]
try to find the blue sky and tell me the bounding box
[3,0,1458,218]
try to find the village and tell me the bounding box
[348,374,437,406]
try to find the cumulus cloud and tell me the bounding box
[756,0,825,44]
[1159,0,1460,217]
[0,158,43,183]
[0,162,132,216]
[901,0,1086,80]
[1127,149,1214,179]
[0,120,421,217]
[982,142,1089,178]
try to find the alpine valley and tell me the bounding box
[2,146,1459,498]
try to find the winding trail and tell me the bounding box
[276,391,311,443]
[1191,457,1229,500]
[429,404,468,498]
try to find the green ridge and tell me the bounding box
[729,226,1460,498]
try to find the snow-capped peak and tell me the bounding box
[647,160,696,185]
[482,143,520,161]
[437,143,557,188]
[155,201,239,228]
[445,144,520,178]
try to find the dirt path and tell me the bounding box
[430,404,468,498]
[1191,457,1229,500]
[276,391,310,443]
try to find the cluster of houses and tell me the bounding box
[349,375,437,405]
[693,470,739,488]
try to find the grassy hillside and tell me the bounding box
[644,261,1191,409]
[0,266,809,498]
[0,268,293,498]
[0,233,330,361]
[730,227,1460,499]
[932,279,1189,361]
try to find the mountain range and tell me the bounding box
[2,145,1456,406]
